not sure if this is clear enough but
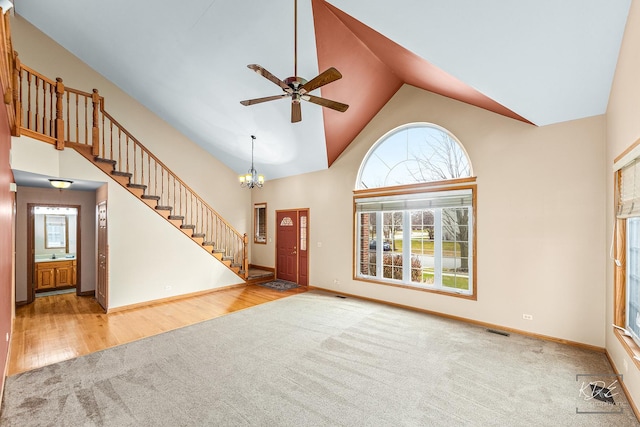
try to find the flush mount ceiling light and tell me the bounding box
[238,135,264,189]
[49,179,73,189]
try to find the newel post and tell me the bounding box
[91,89,100,156]
[12,51,20,136]
[54,77,64,150]
[243,233,249,279]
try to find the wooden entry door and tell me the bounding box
[276,209,309,286]
[96,201,108,311]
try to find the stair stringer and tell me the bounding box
[11,135,244,308]
[67,143,245,281]
[69,143,247,280]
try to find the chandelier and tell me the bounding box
[239,135,264,189]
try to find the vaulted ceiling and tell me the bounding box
[13,0,631,180]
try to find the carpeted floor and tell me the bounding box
[1,291,638,426]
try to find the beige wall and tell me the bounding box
[11,136,243,308]
[606,0,640,410]
[253,85,607,347]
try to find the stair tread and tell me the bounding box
[87,143,246,281]
[94,157,116,165]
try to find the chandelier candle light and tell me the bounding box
[239,135,264,189]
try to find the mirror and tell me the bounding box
[254,203,267,244]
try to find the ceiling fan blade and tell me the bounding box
[302,94,349,112]
[291,101,302,123]
[247,64,292,93]
[240,94,287,106]
[299,67,342,95]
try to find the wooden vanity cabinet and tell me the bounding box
[35,260,77,291]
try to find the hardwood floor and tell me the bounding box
[8,284,306,376]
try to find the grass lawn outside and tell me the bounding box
[421,271,469,290]
[393,238,462,257]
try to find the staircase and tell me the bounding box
[13,60,249,279]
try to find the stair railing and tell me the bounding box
[16,63,249,278]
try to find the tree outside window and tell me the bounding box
[355,123,476,297]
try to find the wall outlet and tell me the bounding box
[333,279,340,285]
[164,285,172,291]
[5,332,8,342]
[523,314,533,320]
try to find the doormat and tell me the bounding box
[258,280,299,292]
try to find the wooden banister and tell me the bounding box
[0,12,16,133]
[15,61,249,279]
[55,77,64,150]
[91,89,100,156]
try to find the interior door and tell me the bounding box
[96,201,108,311]
[276,210,298,283]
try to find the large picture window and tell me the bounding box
[627,217,640,343]
[615,156,640,353]
[354,123,476,298]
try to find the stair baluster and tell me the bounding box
[16,64,248,279]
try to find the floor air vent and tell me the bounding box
[590,383,616,405]
[486,328,510,337]
[335,295,347,299]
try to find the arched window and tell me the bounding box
[357,123,472,189]
[354,123,476,298]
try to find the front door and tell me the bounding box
[96,201,108,311]
[276,209,309,285]
[277,211,298,282]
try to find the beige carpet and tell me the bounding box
[1,291,638,426]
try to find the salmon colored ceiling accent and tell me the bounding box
[312,0,533,167]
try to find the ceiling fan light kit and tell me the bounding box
[240,0,348,123]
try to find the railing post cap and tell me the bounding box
[93,88,99,94]
[56,77,63,83]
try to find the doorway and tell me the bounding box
[27,204,81,303]
[96,201,108,311]
[276,209,309,286]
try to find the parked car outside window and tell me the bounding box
[369,240,391,251]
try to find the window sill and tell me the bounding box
[614,328,640,370]
[354,276,477,300]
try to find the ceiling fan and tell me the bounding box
[240,0,349,123]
